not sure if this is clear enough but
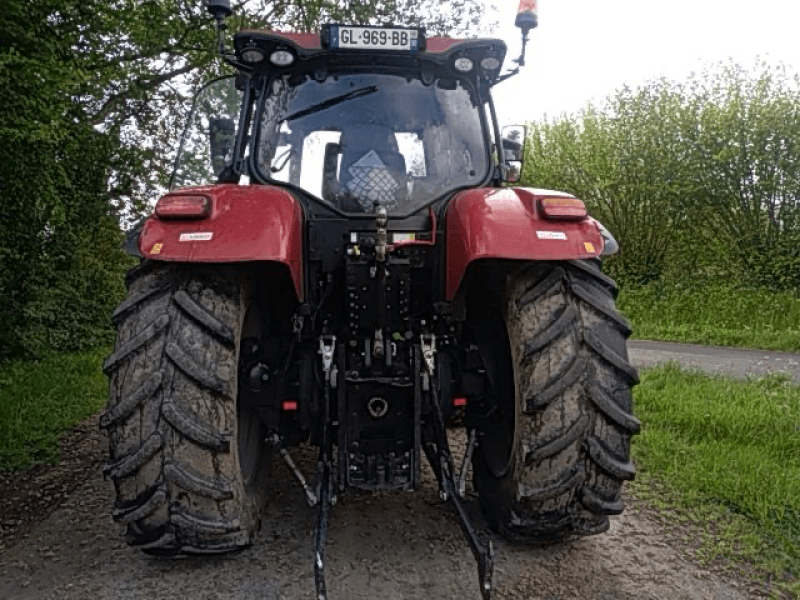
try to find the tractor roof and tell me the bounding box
[232,29,508,84]
[236,30,491,53]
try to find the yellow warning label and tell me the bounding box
[584,242,595,253]
[393,233,416,243]
[150,243,163,255]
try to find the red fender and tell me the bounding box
[445,187,604,299]
[140,184,304,299]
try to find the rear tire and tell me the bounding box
[102,261,269,554]
[473,260,640,541]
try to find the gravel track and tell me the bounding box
[1,342,793,599]
[628,340,800,382]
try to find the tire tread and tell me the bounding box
[100,373,163,429]
[164,461,234,500]
[474,260,638,542]
[104,263,265,555]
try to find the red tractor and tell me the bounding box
[103,2,638,597]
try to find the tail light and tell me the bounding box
[155,194,211,219]
[538,196,587,220]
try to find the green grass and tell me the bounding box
[618,281,800,351]
[0,347,109,472]
[630,364,800,595]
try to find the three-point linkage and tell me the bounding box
[279,333,495,600]
[420,334,495,600]
[314,335,337,600]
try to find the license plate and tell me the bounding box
[330,26,419,52]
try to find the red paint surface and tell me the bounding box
[140,185,304,299]
[445,187,604,299]
[425,38,473,52]
[272,31,321,48]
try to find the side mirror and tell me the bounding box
[501,125,526,161]
[501,125,526,183]
[502,138,522,161]
[209,117,235,176]
[505,161,522,183]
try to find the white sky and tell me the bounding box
[489,0,800,125]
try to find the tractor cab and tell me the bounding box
[172,25,526,218]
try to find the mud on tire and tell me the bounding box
[101,261,269,554]
[473,260,640,541]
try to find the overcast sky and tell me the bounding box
[489,0,800,125]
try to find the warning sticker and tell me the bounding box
[150,243,163,255]
[179,232,213,242]
[393,233,416,243]
[584,242,595,253]
[536,231,567,240]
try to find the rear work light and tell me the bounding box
[155,194,211,219]
[270,50,295,66]
[538,196,587,220]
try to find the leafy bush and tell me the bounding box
[16,216,134,358]
[618,281,800,351]
[524,61,800,291]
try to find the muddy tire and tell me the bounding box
[101,261,269,554]
[473,260,640,542]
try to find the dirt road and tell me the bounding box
[1,341,791,600]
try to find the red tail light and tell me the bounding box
[282,400,298,411]
[155,194,211,219]
[452,397,468,407]
[538,197,587,221]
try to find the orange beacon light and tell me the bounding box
[515,0,538,32]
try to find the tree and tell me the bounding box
[523,62,800,290]
[684,62,800,288]
[526,81,695,285]
[0,0,494,361]
[0,0,132,360]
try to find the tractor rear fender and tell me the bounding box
[136,184,304,299]
[445,187,610,300]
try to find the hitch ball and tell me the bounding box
[367,396,389,419]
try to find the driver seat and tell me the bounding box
[336,124,407,211]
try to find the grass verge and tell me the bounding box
[618,282,800,351]
[630,363,800,596]
[0,347,109,472]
